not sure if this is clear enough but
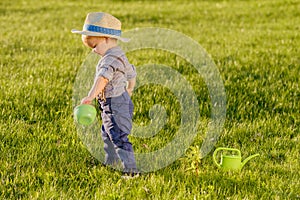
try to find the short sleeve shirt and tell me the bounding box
[96,46,136,98]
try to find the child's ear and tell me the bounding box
[81,35,89,47]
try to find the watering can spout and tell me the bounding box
[241,153,259,168]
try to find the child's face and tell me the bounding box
[81,35,106,55]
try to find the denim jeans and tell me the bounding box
[98,92,138,173]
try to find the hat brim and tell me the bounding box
[71,29,130,43]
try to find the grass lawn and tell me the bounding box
[0,0,299,199]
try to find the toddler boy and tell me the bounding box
[72,12,139,177]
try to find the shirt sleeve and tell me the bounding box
[96,56,120,81]
[126,64,137,80]
[96,65,114,81]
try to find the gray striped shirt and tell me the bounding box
[96,46,136,98]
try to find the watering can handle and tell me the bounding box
[213,147,242,168]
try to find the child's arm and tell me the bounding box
[126,77,136,96]
[81,76,109,104]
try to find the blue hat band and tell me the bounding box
[84,24,121,36]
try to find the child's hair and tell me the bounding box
[82,35,117,41]
[81,35,118,49]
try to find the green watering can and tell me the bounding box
[213,147,259,171]
[74,104,97,126]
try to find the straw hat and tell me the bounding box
[71,12,129,42]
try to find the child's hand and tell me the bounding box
[127,88,133,96]
[127,77,136,97]
[81,96,94,105]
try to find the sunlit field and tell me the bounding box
[1,0,299,199]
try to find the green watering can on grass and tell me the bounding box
[213,147,259,171]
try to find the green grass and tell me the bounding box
[1,0,300,199]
